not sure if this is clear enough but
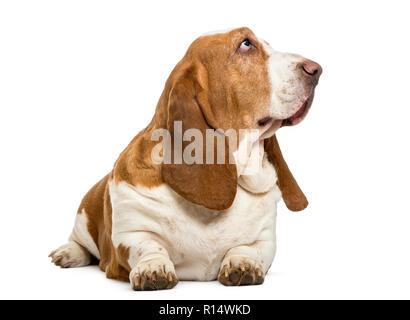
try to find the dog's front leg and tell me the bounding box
[113,232,178,291]
[218,233,276,286]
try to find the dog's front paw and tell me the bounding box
[130,257,178,291]
[218,255,264,286]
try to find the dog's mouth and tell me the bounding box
[281,95,314,127]
[258,93,315,139]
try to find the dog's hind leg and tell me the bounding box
[49,209,100,268]
[49,240,92,268]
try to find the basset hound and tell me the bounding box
[49,27,321,290]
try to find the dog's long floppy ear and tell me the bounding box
[162,64,237,211]
[264,135,308,211]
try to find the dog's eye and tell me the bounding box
[239,39,253,53]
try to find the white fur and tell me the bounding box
[260,40,311,120]
[235,139,278,193]
[232,129,260,176]
[239,153,278,194]
[50,241,92,267]
[129,255,176,286]
[69,209,100,259]
[109,158,281,281]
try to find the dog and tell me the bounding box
[49,27,321,290]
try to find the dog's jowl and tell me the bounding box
[49,27,321,290]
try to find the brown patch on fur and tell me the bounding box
[161,64,238,210]
[264,135,308,211]
[77,174,129,282]
[113,126,164,188]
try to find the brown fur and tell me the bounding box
[265,135,308,211]
[161,58,238,210]
[72,28,308,281]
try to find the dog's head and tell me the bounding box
[159,27,321,211]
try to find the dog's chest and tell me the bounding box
[110,179,281,280]
[165,186,280,279]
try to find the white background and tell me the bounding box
[1,0,409,300]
